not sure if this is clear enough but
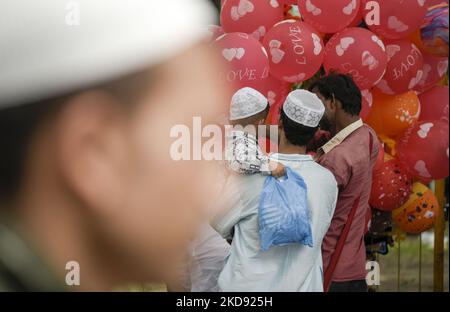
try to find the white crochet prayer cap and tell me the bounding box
[229,87,268,121]
[0,0,215,108]
[282,90,325,127]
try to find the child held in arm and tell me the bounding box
[225,87,285,178]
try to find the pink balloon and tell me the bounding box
[323,27,388,90]
[360,89,373,120]
[397,120,449,180]
[221,0,284,41]
[414,53,449,93]
[263,20,324,83]
[214,32,270,95]
[376,40,424,95]
[298,0,361,34]
[419,86,449,123]
[363,0,429,40]
[262,74,292,107]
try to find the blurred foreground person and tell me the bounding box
[0,0,228,291]
[310,74,379,292]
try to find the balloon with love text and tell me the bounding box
[397,120,449,180]
[221,0,284,41]
[298,0,361,34]
[263,20,324,83]
[323,27,388,90]
[214,32,270,95]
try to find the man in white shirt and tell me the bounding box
[212,90,338,292]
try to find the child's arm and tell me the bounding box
[268,161,286,178]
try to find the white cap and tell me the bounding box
[282,90,325,127]
[229,87,268,121]
[0,0,215,108]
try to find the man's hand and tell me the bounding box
[269,161,286,178]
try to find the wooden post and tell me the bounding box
[433,179,446,292]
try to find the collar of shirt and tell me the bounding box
[320,119,364,155]
[270,153,314,162]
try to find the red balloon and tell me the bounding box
[298,0,361,34]
[262,74,291,107]
[263,20,324,83]
[324,27,388,90]
[214,32,270,95]
[363,0,429,40]
[397,120,449,180]
[419,86,449,123]
[375,40,424,95]
[221,0,284,41]
[360,89,373,121]
[414,53,448,93]
[370,158,413,211]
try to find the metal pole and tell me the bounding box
[433,179,446,292]
[419,233,422,292]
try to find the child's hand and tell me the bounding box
[269,161,286,178]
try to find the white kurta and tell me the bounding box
[211,154,338,292]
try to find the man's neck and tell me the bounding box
[278,136,307,155]
[334,114,360,135]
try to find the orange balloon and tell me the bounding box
[365,90,421,138]
[392,183,440,234]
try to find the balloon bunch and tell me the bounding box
[211,1,448,234]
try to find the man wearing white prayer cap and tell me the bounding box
[212,89,338,292]
[0,0,229,291]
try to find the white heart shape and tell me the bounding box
[340,37,355,49]
[377,79,395,95]
[311,33,322,55]
[270,0,279,8]
[269,39,282,49]
[372,35,385,51]
[361,90,373,107]
[388,16,409,33]
[362,51,379,70]
[230,6,240,21]
[342,0,357,15]
[437,60,448,77]
[417,0,425,7]
[235,48,245,60]
[386,45,401,60]
[238,0,254,16]
[283,73,306,83]
[409,70,423,89]
[417,122,434,139]
[414,160,431,178]
[222,48,236,62]
[271,48,285,64]
[306,0,322,16]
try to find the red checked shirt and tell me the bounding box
[317,119,379,282]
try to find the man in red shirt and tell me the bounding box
[309,74,379,292]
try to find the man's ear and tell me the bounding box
[53,90,128,214]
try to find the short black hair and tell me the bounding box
[309,73,362,116]
[280,109,318,147]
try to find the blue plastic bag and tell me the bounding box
[258,167,313,251]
